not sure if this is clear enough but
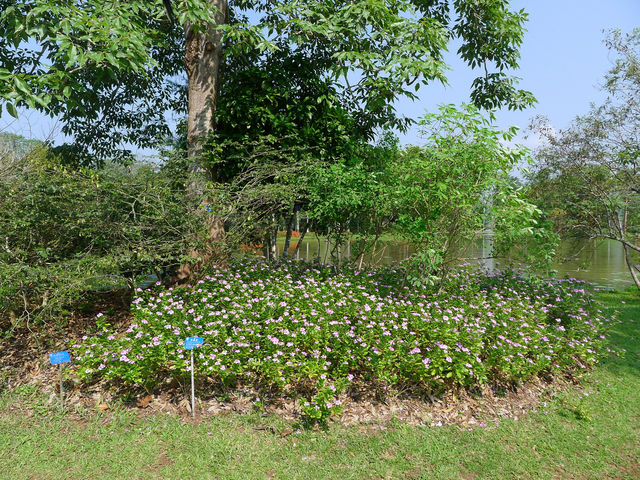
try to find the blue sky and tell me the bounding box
[2,0,639,154]
[399,0,640,147]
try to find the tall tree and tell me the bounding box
[2,0,535,165]
[529,29,640,290]
[1,0,537,268]
[184,0,227,179]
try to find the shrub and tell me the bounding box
[0,152,200,325]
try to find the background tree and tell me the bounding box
[388,104,555,286]
[202,40,382,256]
[528,29,640,290]
[0,132,42,158]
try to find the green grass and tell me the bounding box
[1,290,638,479]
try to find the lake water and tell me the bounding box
[276,236,638,290]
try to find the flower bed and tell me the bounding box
[73,261,616,422]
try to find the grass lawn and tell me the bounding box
[0,290,638,480]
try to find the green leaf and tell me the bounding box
[6,102,18,119]
[14,76,30,95]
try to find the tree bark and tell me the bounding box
[178,0,228,278]
[292,218,312,258]
[282,211,296,260]
[622,242,640,292]
[184,0,227,184]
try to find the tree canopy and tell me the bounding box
[1,0,535,163]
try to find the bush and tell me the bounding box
[0,151,200,325]
[73,261,616,422]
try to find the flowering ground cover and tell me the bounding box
[73,261,616,423]
[2,290,636,479]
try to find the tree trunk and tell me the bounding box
[271,225,278,260]
[185,0,227,184]
[263,230,272,261]
[179,0,227,278]
[282,211,296,260]
[292,218,312,258]
[622,242,640,292]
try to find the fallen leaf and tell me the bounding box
[137,395,153,408]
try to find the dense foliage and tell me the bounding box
[213,104,557,285]
[0,104,555,326]
[73,261,615,423]
[0,149,201,323]
[1,0,534,162]
[390,105,557,282]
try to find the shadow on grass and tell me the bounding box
[597,290,640,378]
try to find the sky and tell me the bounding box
[398,0,640,148]
[1,0,639,155]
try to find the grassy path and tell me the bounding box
[1,291,638,479]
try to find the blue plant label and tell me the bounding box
[49,351,71,365]
[184,337,204,350]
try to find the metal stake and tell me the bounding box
[59,364,64,411]
[190,349,195,418]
